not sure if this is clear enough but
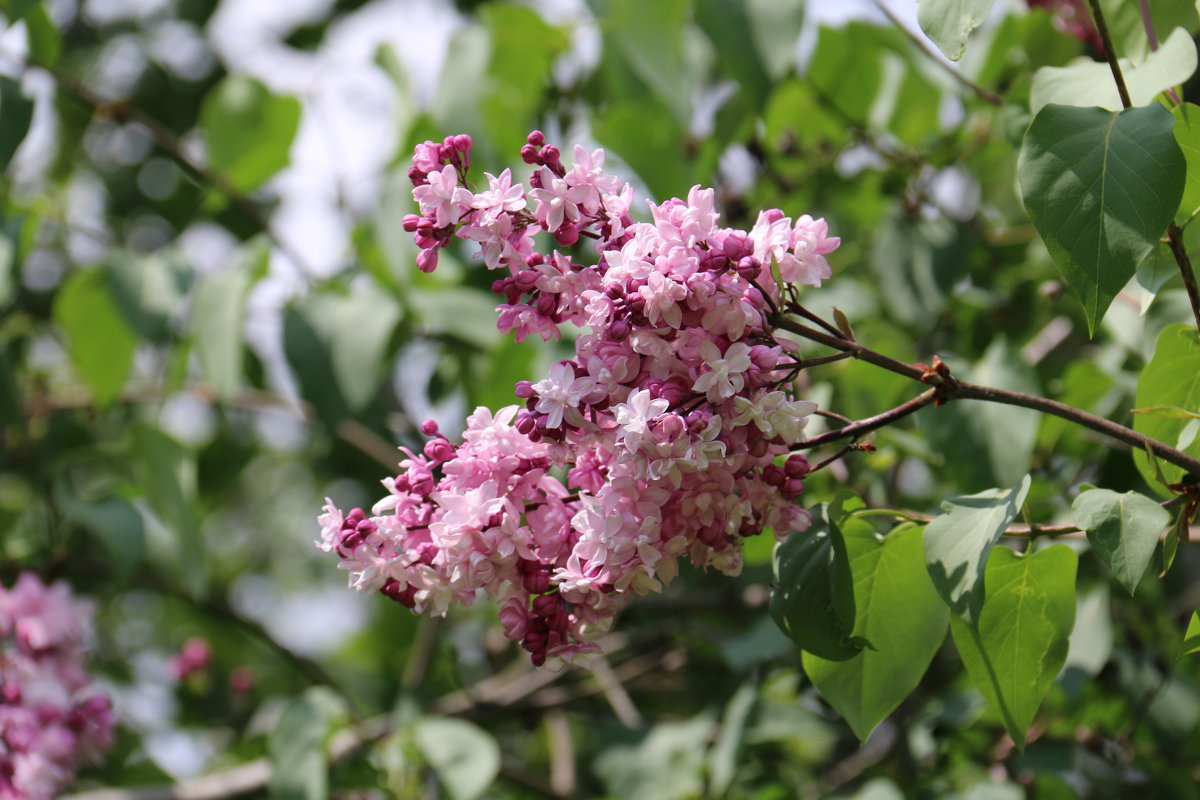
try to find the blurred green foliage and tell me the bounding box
[2,0,1200,798]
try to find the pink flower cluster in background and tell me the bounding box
[0,573,114,799]
[321,132,839,666]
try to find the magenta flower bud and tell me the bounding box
[2,682,21,703]
[554,224,580,246]
[402,213,421,232]
[424,439,454,462]
[514,381,535,399]
[736,256,760,280]
[535,293,557,316]
[762,208,786,223]
[784,454,811,478]
[516,270,541,292]
[659,381,690,407]
[515,411,537,435]
[453,134,473,152]
[420,419,440,436]
[345,508,366,528]
[520,143,540,164]
[762,464,785,486]
[609,319,631,341]
[783,477,805,496]
[540,144,560,165]
[527,130,545,146]
[523,568,551,594]
[417,248,440,273]
[533,594,558,615]
[408,166,428,186]
[531,651,547,667]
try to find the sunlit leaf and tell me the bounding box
[192,240,269,402]
[1072,488,1170,595]
[269,692,332,800]
[1134,324,1200,487]
[804,522,949,740]
[1180,609,1200,659]
[1019,104,1185,334]
[53,268,138,407]
[1030,28,1197,112]
[923,475,1031,624]
[200,75,301,192]
[412,717,500,800]
[917,0,997,61]
[132,426,205,598]
[950,545,1078,747]
[1172,102,1200,223]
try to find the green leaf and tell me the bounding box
[1161,503,1189,576]
[1019,104,1185,334]
[62,494,145,579]
[0,0,38,22]
[1172,103,1200,223]
[808,25,882,123]
[0,76,34,171]
[480,3,567,156]
[24,3,60,65]
[1135,243,1179,313]
[744,0,804,80]
[917,0,997,61]
[923,475,1031,625]
[1072,488,1170,595]
[285,288,402,418]
[593,96,694,202]
[1099,0,1199,63]
[594,0,692,124]
[132,426,205,597]
[269,693,332,800]
[412,717,500,800]
[950,545,1078,747]
[200,76,301,193]
[771,502,862,661]
[1030,27,1198,113]
[803,522,950,741]
[696,0,772,110]
[105,251,190,341]
[1134,324,1200,486]
[1180,609,1200,659]
[192,240,269,402]
[53,268,138,407]
[709,681,756,795]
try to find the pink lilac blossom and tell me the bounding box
[0,573,114,799]
[320,131,839,667]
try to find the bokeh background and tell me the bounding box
[3,0,1200,797]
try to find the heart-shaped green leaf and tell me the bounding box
[1072,488,1170,595]
[1019,104,1185,334]
[923,475,1031,625]
[804,522,949,740]
[950,545,1078,748]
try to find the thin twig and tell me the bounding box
[853,508,1081,536]
[792,389,940,452]
[868,0,1005,106]
[1167,221,1200,331]
[772,313,1200,477]
[1087,0,1133,108]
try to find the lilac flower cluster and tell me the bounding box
[0,574,114,799]
[320,132,840,666]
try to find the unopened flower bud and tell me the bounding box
[416,248,440,273]
[420,419,440,436]
[784,454,811,478]
[527,130,545,146]
[514,381,535,399]
[520,143,540,164]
